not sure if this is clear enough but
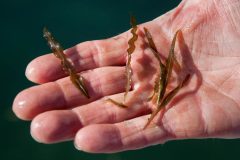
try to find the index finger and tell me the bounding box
[26,34,128,84]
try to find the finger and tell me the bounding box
[72,91,151,126]
[26,35,128,83]
[13,67,126,120]
[30,91,152,144]
[74,115,172,153]
[30,110,81,144]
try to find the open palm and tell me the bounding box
[13,0,240,153]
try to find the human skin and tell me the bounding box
[12,0,240,153]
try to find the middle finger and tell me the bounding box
[13,66,126,120]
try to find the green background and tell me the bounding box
[1,0,239,159]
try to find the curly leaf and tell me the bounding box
[124,15,138,101]
[43,27,90,98]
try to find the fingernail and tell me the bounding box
[74,140,82,151]
[25,65,35,78]
[30,121,44,143]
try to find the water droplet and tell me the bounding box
[17,101,26,109]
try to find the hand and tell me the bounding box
[13,0,240,153]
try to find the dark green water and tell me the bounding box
[1,0,239,159]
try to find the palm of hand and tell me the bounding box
[13,0,240,153]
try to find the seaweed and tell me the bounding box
[43,27,90,99]
[165,30,181,85]
[143,29,190,129]
[145,28,181,103]
[41,17,190,130]
[143,74,190,129]
[106,98,128,108]
[124,15,138,101]
[144,28,166,105]
[107,16,138,107]
[147,73,160,102]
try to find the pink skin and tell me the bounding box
[12,0,240,153]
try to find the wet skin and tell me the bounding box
[13,0,240,153]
